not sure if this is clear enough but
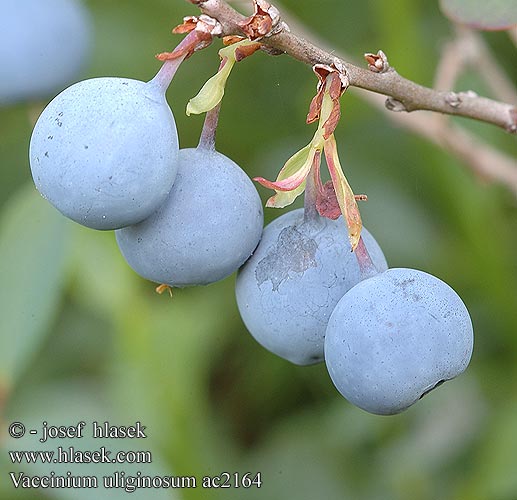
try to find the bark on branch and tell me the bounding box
[190,0,517,134]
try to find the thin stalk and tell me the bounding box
[303,150,321,222]
[151,56,187,94]
[149,30,204,93]
[198,101,221,150]
[355,236,379,279]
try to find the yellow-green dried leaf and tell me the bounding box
[186,58,235,116]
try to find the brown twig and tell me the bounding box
[204,0,517,195]
[190,0,517,134]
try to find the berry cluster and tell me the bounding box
[236,212,474,414]
[27,12,473,416]
[29,73,264,287]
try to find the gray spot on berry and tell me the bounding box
[255,225,318,291]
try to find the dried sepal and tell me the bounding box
[186,40,258,115]
[255,144,318,208]
[324,134,362,250]
[223,35,246,45]
[255,143,312,190]
[239,0,282,40]
[235,42,262,62]
[172,17,199,34]
[321,73,343,139]
[156,30,213,61]
[157,15,221,61]
[174,15,222,37]
[313,62,349,92]
[309,64,349,137]
[186,56,232,115]
[316,181,341,220]
[307,86,325,124]
[223,36,264,61]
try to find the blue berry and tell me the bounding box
[29,77,179,230]
[324,268,474,415]
[235,208,388,365]
[116,147,264,286]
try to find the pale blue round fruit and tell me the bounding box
[29,77,179,229]
[235,208,388,365]
[324,268,474,415]
[116,147,264,286]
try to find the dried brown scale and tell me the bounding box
[235,42,262,61]
[156,16,221,61]
[191,0,517,134]
[364,50,389,73]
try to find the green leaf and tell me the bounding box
[439,0,517,30]
[0,185,71,390]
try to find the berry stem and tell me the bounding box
[151,55,187,94]
[198,101,221,151]
[355,236,379,279]
[303,151,321,223]
[150,30,206,93]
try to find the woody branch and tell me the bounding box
[188,0,517,134]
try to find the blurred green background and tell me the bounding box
[1,1,517,499]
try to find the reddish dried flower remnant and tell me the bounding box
[239,0,281,40]
[156,15,222,61]
[364,50,389,73]
[316,180,341,220]
[255,66,363,250]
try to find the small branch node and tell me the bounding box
[385,97,407,112]
[463,90,479,99]
[279,21,291,33]
[445,91,462,108]
[364,50,390,73]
